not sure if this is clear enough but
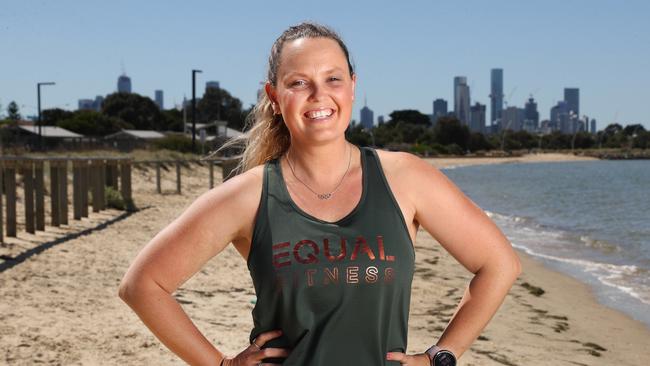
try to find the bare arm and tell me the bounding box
[118,167,264,365]
[387,153,521,364]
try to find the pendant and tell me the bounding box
[318,193,332,200]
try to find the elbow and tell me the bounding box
[118,276,142,304]
[118,279,133,303]
[509,252,523,281]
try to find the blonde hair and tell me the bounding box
[217,22,355,173]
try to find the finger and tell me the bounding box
[253,329,283,347]
[256,347,290,360]
[386,352,411,364]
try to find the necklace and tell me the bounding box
[286,143,352,200]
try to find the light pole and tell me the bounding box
[37,81,55,150]
[191,69,202,151]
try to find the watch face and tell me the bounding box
[434,350,456,366]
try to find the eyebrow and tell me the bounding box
[283,67,346,80]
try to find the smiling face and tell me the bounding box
[266,37,356,146]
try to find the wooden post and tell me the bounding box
[5,162,16,237]
[59,162,68,225]
[120,160,132,208]
[156,162,162,194]
[209,160,214,189]
[73,161,82,220]
[98,160,106,210]
[22,161,35,234]
[50,161,60,227]
[176,161,181,194]
[34,160,45,231]
[92,161,101,213]
[81,160,89,218]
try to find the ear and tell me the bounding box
[265,82,279,112]
[351,73,357,101]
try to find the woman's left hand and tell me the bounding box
[386,352,431,365]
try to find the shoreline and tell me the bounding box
[424,152,650,364]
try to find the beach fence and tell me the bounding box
[0,156,239,242]
[133,157,239,194]
[0,157,132,243]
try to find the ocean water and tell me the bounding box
[441,160,650,328]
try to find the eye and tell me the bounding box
[328,76,342,82]
[290,79,307,87]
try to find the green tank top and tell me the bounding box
[247,146,415,365]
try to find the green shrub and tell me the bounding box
[105,186,136,211]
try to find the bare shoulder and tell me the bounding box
[211,164,264,241]
[373,148,446,189]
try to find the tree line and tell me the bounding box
[345,109,649,154]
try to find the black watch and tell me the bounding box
[425,345,457,366]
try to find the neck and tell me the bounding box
[285,138,354,183]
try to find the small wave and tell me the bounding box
[580,235,622,253]
[511,242,650,305]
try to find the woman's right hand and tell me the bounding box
[222,330,290,366]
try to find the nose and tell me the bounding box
[308,81,327,101]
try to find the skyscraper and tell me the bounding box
[564,88,579,117]
[590,119,597,134]
[432,98,448,125]
[490,69,504,128]
[360,97,374,129]
[117,74,132,93]
[454,76,471,126]
[469,103,486,133]
[155,90,164,109]
[550,101,570,133]
[524,97,539,130]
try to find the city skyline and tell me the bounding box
[2,1,649,129]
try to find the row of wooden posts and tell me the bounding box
[0,157,239,243]
[0,157,133,243]
[141,158,238,194]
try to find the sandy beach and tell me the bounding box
[1,152,648,365]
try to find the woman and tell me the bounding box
[118,22,521,366]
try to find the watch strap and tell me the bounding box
[425,345,441,364]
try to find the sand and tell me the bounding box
[1,153,648,365]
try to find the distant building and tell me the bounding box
[206,81,220,91]
[155,90,164,109]
[93,95,104,111]
[524,97,539,131]
[432,98,448,126]
[469,102,486,133]
[490,68,504,128]
[377,115,385,125]
[78,95,104,111]
[104,129,165,152]
[454,76,471,126]
[540,119,553,134]
[501,106,525,132]
[118,74,132,93]
[360,98,374,129]
[590,118,597,134]
[550,101,571,133]
[78,99,94,110]
[564,88,579,117]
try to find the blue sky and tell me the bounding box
[2,0,649,129]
